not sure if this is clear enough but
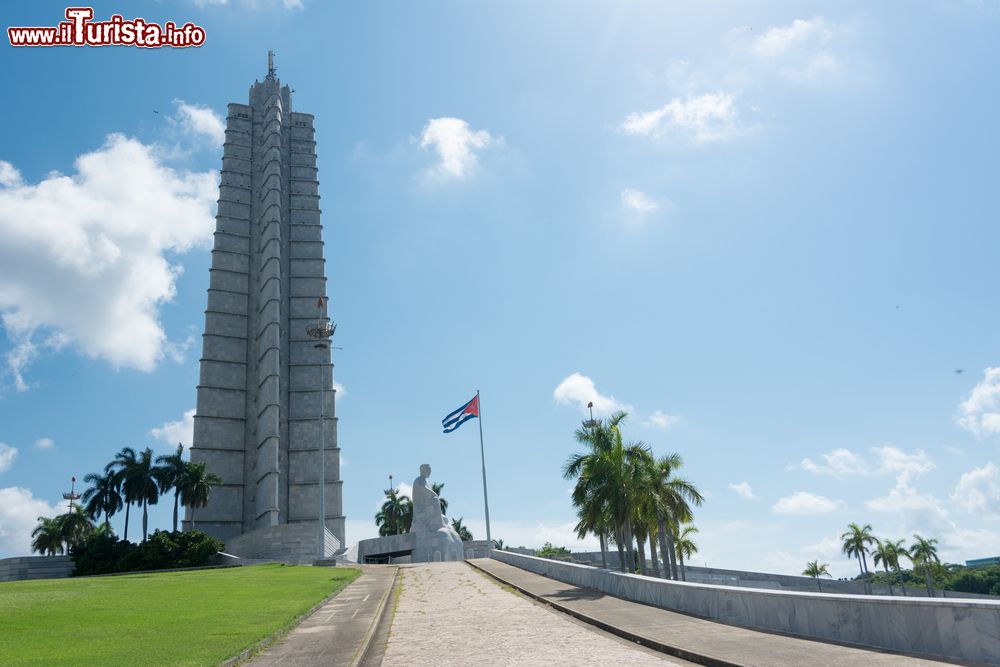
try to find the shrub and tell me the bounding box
[71,530,224,576]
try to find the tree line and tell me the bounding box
[31,444,221,556]
[806,523,950,596]
[563,411,703,580]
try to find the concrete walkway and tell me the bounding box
[247,565,396,666]
[382,562,685,666]
[469,558,955,667]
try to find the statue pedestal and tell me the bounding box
[412,525,465,562]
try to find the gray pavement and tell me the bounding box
[382,562,684,666]
[247,565,397,666]
[468,558,956,667]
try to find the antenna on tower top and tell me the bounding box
[266,50,277,81]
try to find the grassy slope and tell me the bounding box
[0,564,361,666]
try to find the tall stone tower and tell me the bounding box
[185,55,344,559]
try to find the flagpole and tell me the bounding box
[477,390,492,548]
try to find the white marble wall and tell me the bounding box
[491,550,1000,664]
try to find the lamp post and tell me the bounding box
[306,297,335,561]
[62,476,80,513]
[582,401,598,429]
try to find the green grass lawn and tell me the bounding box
[0,564,361,666]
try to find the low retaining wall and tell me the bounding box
[224,523,340,563]
[492,550,1000,664]
[0,555,74,582]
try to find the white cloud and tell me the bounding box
[746,17,846,86]
[553,372,631,417]
[0,443,17,473]
[799,448,867,476]
[729,481,758,500]
[799,445,934,480]
[643,410,680,430]
[33,438,54,450]
[0,486,61,558]
[865,475,949,522]
[0,161,21,188]
[619,93,744,145]
[620,188,661,215]
[957,367,1000,437]
[0,134,217,388]
[332,379,346,398]
[773,491,842,515]
[171,100,225,147]
[149,408,196,449]
[950,462,1000,519]
[419,117,495,181]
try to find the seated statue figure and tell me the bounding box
[410,464,465,562]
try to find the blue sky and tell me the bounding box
[1,1,999,577]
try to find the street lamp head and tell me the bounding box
[306,321,336,340]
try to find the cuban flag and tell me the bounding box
[442,394,479,433]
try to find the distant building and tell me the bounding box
[965,556,1000,568]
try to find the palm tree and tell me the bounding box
[841,522,876,594]
[872,539,899,595]
[81,469,123,530]
[451,517,473,541]
[375,488,412,536]
[432,482,448,516]
[493,538,505,550]
[650,453,703,580]
[179,461,222,530]
[674,523,699,582]
[885,539,910,596]
[59,507,94,549]
[910,534,940,597]
[563,412,651,573]
[802,560,831,592]
[570,470,613,569]
[109,446,140,541]
[31,516,65,555]
[123,447,165,541]
[156,444,187,532]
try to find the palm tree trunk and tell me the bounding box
[615,526,626,572]
[123,502,131,542]
[861,553,872,594]
[883,563,893,596]
[622,520,635,572]
[924,568,934,597]
[173,490,179,533]
[657,519,672,580]
[142,499,148,541]
[599,532,608,569]
[191,507,197,531]
[635,529,647,576]
[678,550,687,581]
[855,552,868,593]
[649,535,660,578]
[669,524,681,581]
[817,577,822,593]
[895,566,907,596]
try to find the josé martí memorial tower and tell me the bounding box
[184,54,344,561]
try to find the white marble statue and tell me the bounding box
[411,464,465,562]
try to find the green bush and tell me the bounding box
[536,542,572,559]
[71,530,224,576]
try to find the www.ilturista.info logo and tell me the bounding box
[8,7,206,48]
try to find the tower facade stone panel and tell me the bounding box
[185,67,344,551]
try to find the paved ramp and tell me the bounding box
[469,558,953,666]
[248,566,396,666]
[382,562,684,666]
